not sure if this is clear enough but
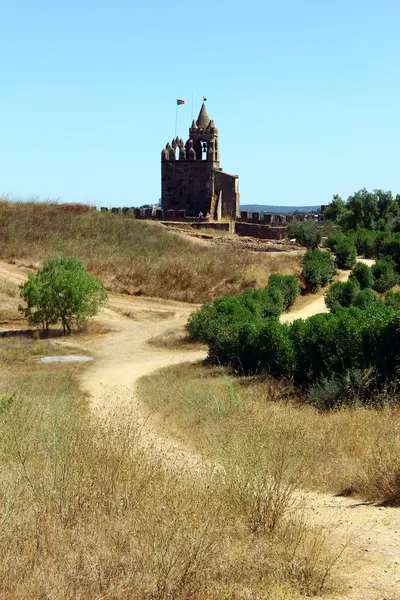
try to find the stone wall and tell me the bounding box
[235,222,287,240]
[161,160,214,218]
[214,171,240,219]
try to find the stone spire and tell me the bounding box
[196,102,210,129]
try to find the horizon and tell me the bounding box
[1,1,400,207]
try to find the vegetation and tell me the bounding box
[301,249,336,292]
[349,261,374,289]
[0,199,302,303]
[189,294,400,404]
[186,274,300,347]
[19,256,107,333]
[324,279,360,312]
[371,258,399,293]
[325,188,400,231]
[0,338,342,599]
[325,231,357,269]
[139,363,400,507]
[286,220,322,249]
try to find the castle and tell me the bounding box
[161,103,240,220]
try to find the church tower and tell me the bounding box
[161,103,239,219]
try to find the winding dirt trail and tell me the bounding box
[1,259,399,599]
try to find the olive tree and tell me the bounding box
[19,256,108,334]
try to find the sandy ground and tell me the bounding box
[0,258,399,599]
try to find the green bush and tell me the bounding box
[384,289,400,310]
[267,274,300,310]
[286,221,322,249]
[353,229,378,257]
[353,288,381,310]
[326,231,357,269]
[187,281,288,345]
[301,250,336,292]
[349,262,374,289]
[324,279,360,312]
[19,256,107,333]
[372,259,399,293]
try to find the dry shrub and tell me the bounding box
[0,199,302,302]
[147,326,207,350]
[0,276,18,298]
[139,364,400,507]
[0,340,342,599]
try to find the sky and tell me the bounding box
[1,0,400,207]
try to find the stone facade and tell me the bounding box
[161,103,240,220]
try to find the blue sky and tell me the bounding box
[1,0,400,207]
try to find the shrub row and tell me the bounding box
[186,274,300,345]
[325,259,400,312]
[190,304,400,396]
[326,231,357,269]
[301,250,336,292]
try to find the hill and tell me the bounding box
[241,204,321,214]
[0,200,301,303]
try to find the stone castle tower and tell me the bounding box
[161,103,240,220]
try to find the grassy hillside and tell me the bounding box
[0,200,301,303]
[140,363,400,506]
[0,338,341,599]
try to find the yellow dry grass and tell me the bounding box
[0,199,302,303]
[0,339,344,599]
[139,364,400,506]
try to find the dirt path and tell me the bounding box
[0,259,398,599]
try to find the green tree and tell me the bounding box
[324,279,360,312]
[349,262,374,289]
[19,257,108,334]
[324,194,348,223]
[353,288,380,310]
[326,232,357,269]
[372,259,399,293]
[302,250,336,292]
[384,289,400,310]
[267,274,300,310]
[286,221,322,249]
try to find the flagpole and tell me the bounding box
[191,92,194,121]
[175,102,178,138]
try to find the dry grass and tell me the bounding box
[0,338,344,599]
[147,326,207,350]
[0,199,302,302]
[138,364,400,506]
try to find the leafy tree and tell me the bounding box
[324,195,348,223]
[286,221,322,249]
[349,262,374,289]
[326,231,357,269]
[324,279,360,312]
[267,274,300,310]
[372,259,399,293]
[19,257,108,334]
[302,250,336,292]
[353,229,378,257]
[383,289,400,310]
[353,288,381,310]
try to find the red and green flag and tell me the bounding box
[177,99,185,105]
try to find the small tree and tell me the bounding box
[302,250,336,292]
[326,231,357,269]
[372,259,399,293]
[286,221,322,249]
[324,279,360,312]
[349,262,374,289]
[267,274,300,310]
[19,257,108,334]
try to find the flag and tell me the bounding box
[177,99,185,105]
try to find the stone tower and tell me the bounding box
[161,103,240,219]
